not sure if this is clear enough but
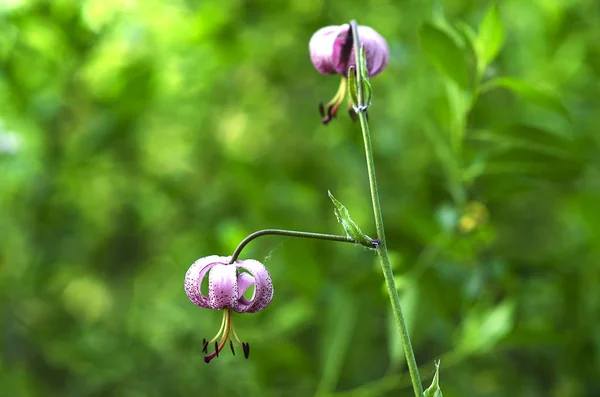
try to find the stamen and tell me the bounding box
[231,321,243,345]
[207,309,228,345]
[321,78,348,125]
[242,342,250,359]
[229,313,250,359]
[334,77,348,103]
[203,308,234,363]
[202,309,252,363]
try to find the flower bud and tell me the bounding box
[309,24,389,77]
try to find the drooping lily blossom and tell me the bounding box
[309,24,389,123]
[184,255,274,363]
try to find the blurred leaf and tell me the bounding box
[490,77,571,121]
[328,190,375,248]
[465,123,585,185]
[485,148,583,182]
[388,276,420,369]
[468,124,579,159]
[315,288,357,396]
[477,4,505,70]
[266,298,314,335]
[458,300,515,355]
[62,276,113,323]
[419,22,471,89]
[423,123,466,203]
[456,22,478,56]
[424,360,443,397]
[454,21,479,82]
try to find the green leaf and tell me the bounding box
[478,3,505,69]
[419,22,471,89]
[491,77,571,121]
[347,66,359,111]
[456,22,479,58]
[359,45,372,109]
[423,360,443,397]
[454,21,479,79]
[328,191,375,248]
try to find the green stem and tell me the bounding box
[349,20,424,397]
[228,229,377,263]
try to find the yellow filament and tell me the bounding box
[230,316,243,345]
[208,309,228,344]
[216,308,232,352]
[328,77,347,107]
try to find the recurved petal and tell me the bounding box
[309,25,348,75]
[208,263,239,310]
[236,272,256,312]
[234,259,274,313]
[184,255,227,308]
[344,25,389,77]
[331,24,352,75]
[358,25,389,77]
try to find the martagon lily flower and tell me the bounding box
[309,24,389,124]
[184,255,274,363]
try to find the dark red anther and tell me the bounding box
[322,104,337,125]
[348,108,358,122]
[242,342,250,359]
[229,340,235,356]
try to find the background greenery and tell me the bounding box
[1,0,599,396]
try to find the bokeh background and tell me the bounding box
[1,0,600,396]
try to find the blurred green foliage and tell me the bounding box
[1,0,600,396]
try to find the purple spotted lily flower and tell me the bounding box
[309,24,389,124]
[184,255,274,363]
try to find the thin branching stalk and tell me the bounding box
[349,20,424,397]
[229,229,377,263]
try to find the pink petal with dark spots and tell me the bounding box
[184,255,227,308]
[207,263,239,310]
[234,259,274,313]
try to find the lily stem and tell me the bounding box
[229,229,378,264]
[349,20,424,397]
